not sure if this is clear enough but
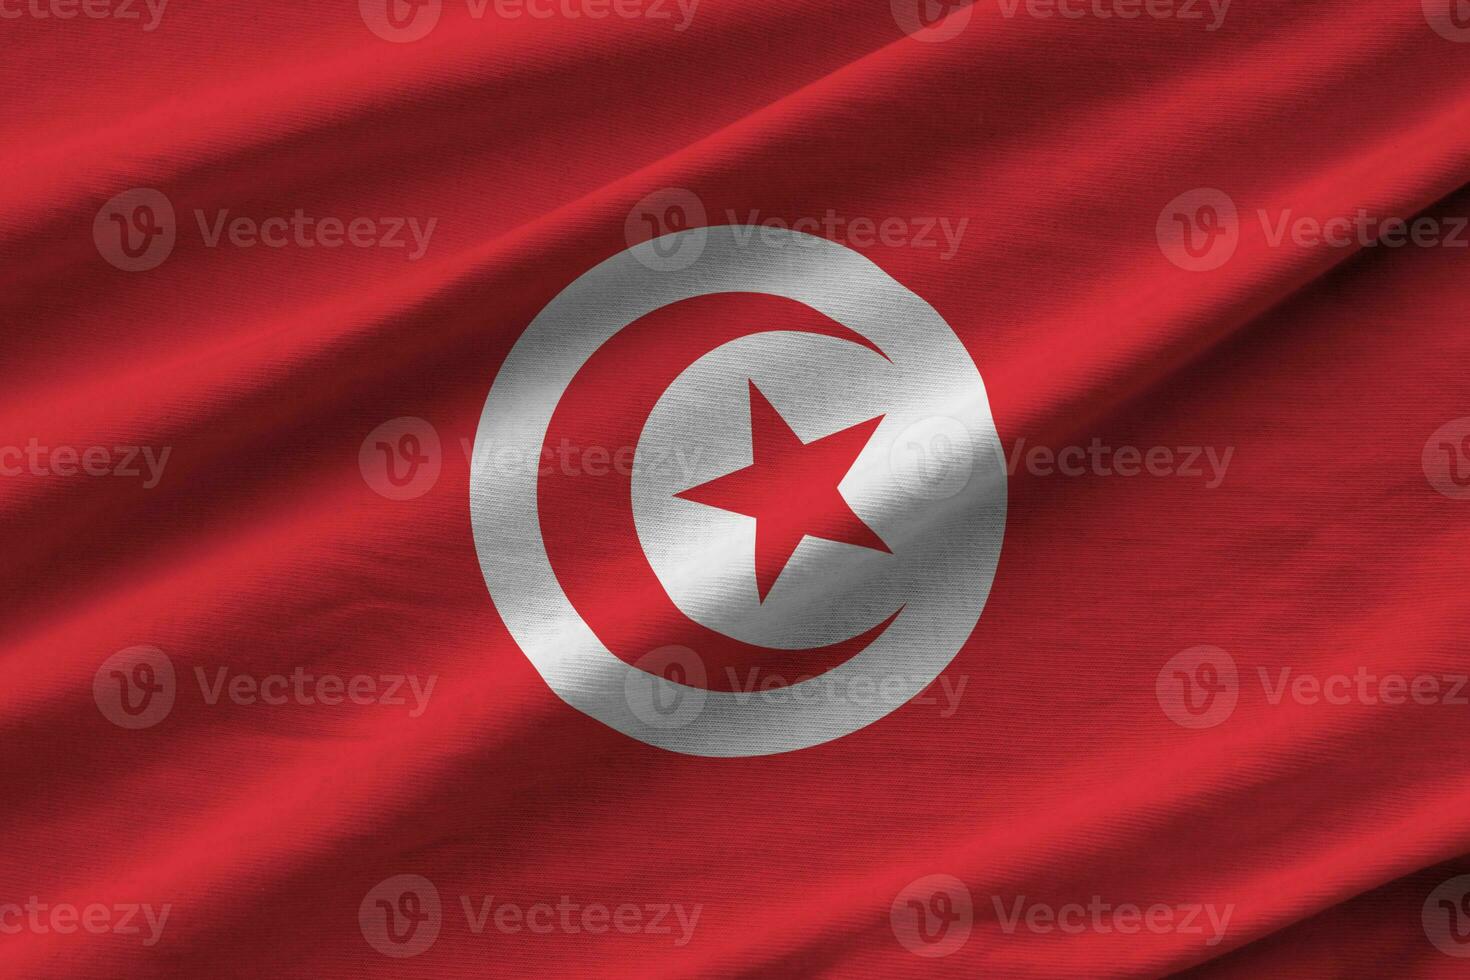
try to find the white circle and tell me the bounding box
[470,226,1006,757]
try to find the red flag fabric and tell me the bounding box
[4,1,1470,977]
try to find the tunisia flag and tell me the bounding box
[4,0,1470,977]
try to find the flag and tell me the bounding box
[3,0,1470,976]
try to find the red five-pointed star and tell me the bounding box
[675,381,891,602]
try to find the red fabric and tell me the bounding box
[3,1,1470,977]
